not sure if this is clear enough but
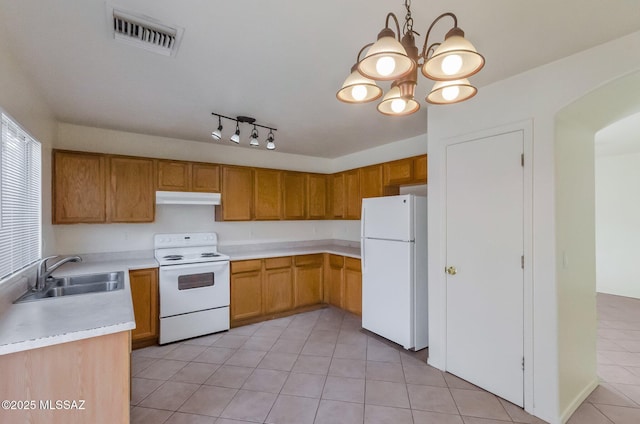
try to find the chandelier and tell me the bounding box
[336,0,484,116]
[211,113,277,150]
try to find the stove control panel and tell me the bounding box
[154,232,219,249]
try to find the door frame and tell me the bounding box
[428,120,534,412]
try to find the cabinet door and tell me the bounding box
[344,169,361,220]
[254,169,283,220]
[158,160,190,191]
[109,157,155,222]
[231,260,263,321]
[328,255,344,308]
[294,254,324,307]
[130,268,159,344]
[331,173,345,218]
[264,257,294,314]
[192,163,221,192]
[413,155,427,184]
[344,258,362,316]
[53,150,107,224]
[307,173,328,219]
[283,172,307,220]
[221,166,253,221]
[360,164,383,199]
[383,158,414,186]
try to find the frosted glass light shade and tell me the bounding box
[336,69,383,103]
[266,140,275,150]
[211,130,222,140]
[230,131,240,143]
[357,29,414,81]
[426,79,477,104]
[377,86,420,116]
[422,30,484,81]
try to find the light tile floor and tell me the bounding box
[130,293,640,424]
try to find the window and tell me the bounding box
[0,113,41,281]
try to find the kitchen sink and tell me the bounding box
[14,271,124,303]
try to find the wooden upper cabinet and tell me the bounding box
[109,156,155,222]
[331,173,345,218]
[254,169,282,220]
[157,160,190,191]
[360,164,383,199]
[344,169,361,220]
[53,150,107,224]
[383,158,414,186]
[220,166,253,221]
[158,160,220,192]
[413,155,427,183]
[192,163,221,192]
[283,172,307,220]
[307,173,328,219]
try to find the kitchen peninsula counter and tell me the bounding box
[0,257,157,356]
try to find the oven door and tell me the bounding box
[159,261,230,318]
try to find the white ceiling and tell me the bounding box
[1,1,639,158]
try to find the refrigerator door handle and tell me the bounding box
[362,239,365,271]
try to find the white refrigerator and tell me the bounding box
[361,194,428,350]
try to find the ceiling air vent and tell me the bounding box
[109,6,184,57]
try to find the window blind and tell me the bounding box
[0,113,41,281]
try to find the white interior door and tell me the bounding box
[445,131,524,406]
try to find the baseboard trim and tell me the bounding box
[558,378,599,424]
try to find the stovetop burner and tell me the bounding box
[154,232,230,265]
[163,255,184,261]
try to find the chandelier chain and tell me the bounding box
[404,0,413,34]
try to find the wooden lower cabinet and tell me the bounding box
[230,254,361,327]
[264,257,293,313]
[0,331,130,424]
[327,254,344,308]
[230,260,263,321]
[130,268,159,349]
[344,257,362,316]
[294,254,324,307]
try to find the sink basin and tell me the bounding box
[14,271,124,303]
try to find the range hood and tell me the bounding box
[156,191,221,205]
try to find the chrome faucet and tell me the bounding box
[34,255,82,291]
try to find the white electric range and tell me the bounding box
[154,232,230,344]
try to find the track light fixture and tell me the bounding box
[211,116,223,140]
[230,122,240,144]
[337,0,484,116]
[210,113,277,150]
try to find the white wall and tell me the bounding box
[427,31,640,424]
[555,117,598,417]
[0,28,57,256]
[332,133,427,172]
[596,152,640,298]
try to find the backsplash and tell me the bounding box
[52,204,361,255]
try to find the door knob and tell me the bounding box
[446,266,457,275]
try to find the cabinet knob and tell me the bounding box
[446,266,457,276]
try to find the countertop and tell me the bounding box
[221,240,361,261]
[0,258,157,356]
[0,240,358,356]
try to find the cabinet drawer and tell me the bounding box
[265,256,292,270]
[345,257,361,271]
[231,259,262,274]
[329,254,344,268]
[294,254,323,267]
